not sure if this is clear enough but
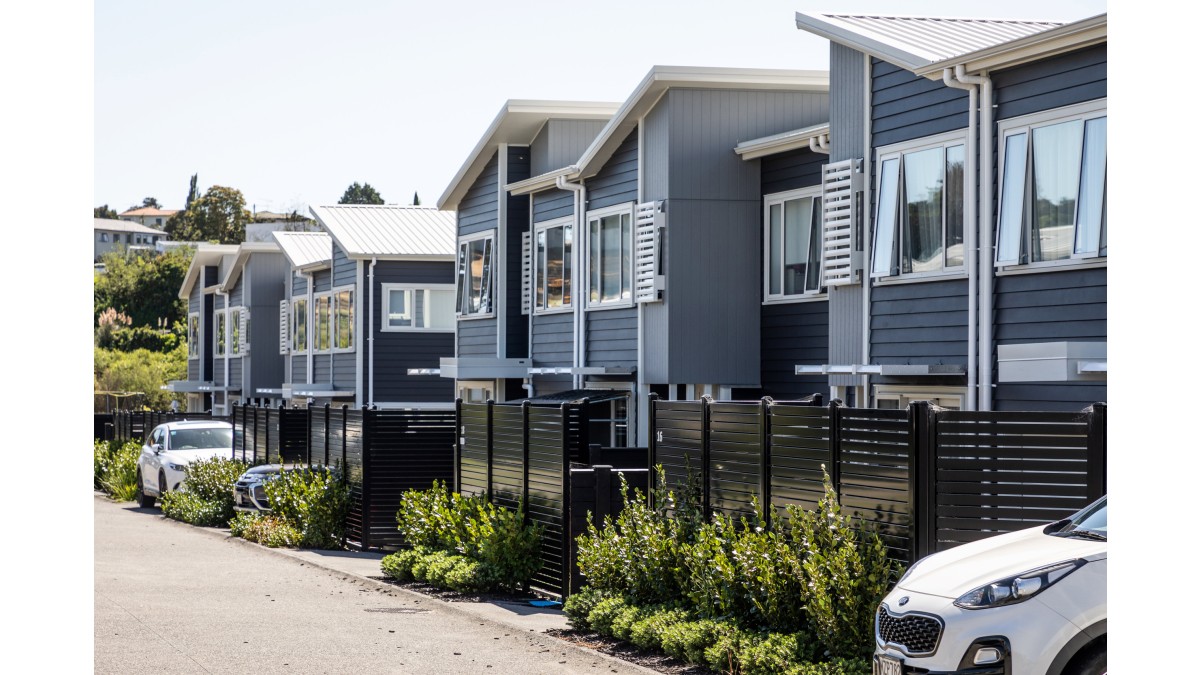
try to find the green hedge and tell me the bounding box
[94,440,141,501]
[160,457,247,526]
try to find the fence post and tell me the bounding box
[560,403,573,597]
[829,399,843,499]
[521,400,532,525]
[910,400,936,560]
[759,397,773,529]
[647,392,659,508]
[361,405,372,551]
[485,400,495,502]
[454,398,463,494]
[341,405,348,479]
[701,395,712,520]
[1085,402,1107,502]
[323,403,331,467]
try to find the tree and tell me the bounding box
[412,191,420,206]
[94,246,194,329]
[142,197,161,209]
[165,185,251,244]
[94,205,118,219]
[339,182,384,205]
[184,173,199,209]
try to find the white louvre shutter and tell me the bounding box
[821,159,863,286]
[239,308,250,355]
[278,300,290,355]
[634,201,666,303]
[521,231,532,315]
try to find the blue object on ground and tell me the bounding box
[529,599,562,607]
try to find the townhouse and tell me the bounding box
[165,243,239,412]
[777,11,1107,412]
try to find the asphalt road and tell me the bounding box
[94,497,648,674]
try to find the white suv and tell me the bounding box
[873,496,1107,675]
[137,420,234,508]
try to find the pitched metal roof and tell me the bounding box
[794,12,1105,77]
[271,231,332,270]
[220,241,281,292]
[119,206,179,217]
[178,244,239,299]
[308,205,456,259]
[94,218,166,235]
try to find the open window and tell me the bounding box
[456,232,494,317]
[764,187,824,301]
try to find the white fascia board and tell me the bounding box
[340,252,455,263]
[437,99,621,210]
[795,12,935,72]
[912,15,1107,78]
[735,123,831,160]
[575,66,828,179]
[177,245,239,299]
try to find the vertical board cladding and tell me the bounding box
[507,147,531,358]
[531,119,610,176]
[247,254,289,395]
[643,101,669,201]
[830,43,866,163]
[872,58,968,148]
[455,150,500,358]
[870,278,969,366]
[312,268,332,293]
[828,286,864,390]
[188,285,202,380]
[585,308,637,369]
[332,245,356,288]
[992,268,1106,411]
[993,44,1107,121]
[761,147,826,195]
[761,301,828,400]
[586,131,638,210]
[370,260,455,404]
[532,188,574,223]
[666,199,761,386]
[530,129,549,178]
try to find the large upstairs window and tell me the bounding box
[872,133,966,279]
[764,187,823,301]
[456,233,494,317]
[383,285,454,331]
[586,204,633,308]
[996,100,1106,267]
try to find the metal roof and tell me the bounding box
[178,244,239,299]
[94,218,166,235]
[119,207,179,217]
[308,205,456,259]
[220,241,281,291]
[271,231,332,270]
[793,12,1103,77]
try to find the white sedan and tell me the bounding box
[873,496,1107,675]
[137,420,234,508]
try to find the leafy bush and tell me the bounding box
[229,513,301,548]
[659,619,721,664]
[262,467,350,549]
[95,440,140,501]
[380,548,424,583]
[159,457,246,527]
[160,491,232,526]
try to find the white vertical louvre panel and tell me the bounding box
[278,299,290,355]
[239,307,250,355]
[634,200,666,303]
[521,231,532,315]
[821,158,863,286]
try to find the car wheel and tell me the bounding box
[137,471,155,508]
[159,471,170,498]
[1069,642,1106,675]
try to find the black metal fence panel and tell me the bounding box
[342,410,366,549]
[458,403,490,498]
[837,407,912,560]
[768,404,833,510]
[526,405,569,597]
[94,414,114,442]
[279,410,309,463]
[491,405,525,513]
[707,402,763,520]
[568,466,650,595]
[652,401,704,502]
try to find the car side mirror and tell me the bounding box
[153,444,164,454]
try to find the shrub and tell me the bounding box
[629,605,692,650]
[380,548,425,583]
[229,512,301,548]
[97,440,140,501]
[160,491,232,526]
[160,457,246,526]
[659,619,721,664]
[563,586,610,630]
[264,466,350,549]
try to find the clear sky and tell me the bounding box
[94,0,1106,215]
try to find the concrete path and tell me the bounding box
[94,495,651,674]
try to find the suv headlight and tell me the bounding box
[167,462,188,471]
[954,559,1085,610]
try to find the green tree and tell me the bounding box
[412,191,420,206]
[94,344,187,410]
[339,182,384,205]
[165,185,250,244]
[94,205,118,219]
[184,173,199,209]
[142,197,161,208]
[94,246,194,329]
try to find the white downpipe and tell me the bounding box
[305,273,314,386]
[556,175,586,390]
[218,289,230,412]
[952,66,994,410]
[943,67,979,411]
[861,56,872,406]
[368,257,378,406]
[808,134,831,155]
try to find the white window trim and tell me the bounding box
[291,296,308,355]
[215,310,227,358]
[873,385,966,410]
[331,286,355,353]
[312,291,334,354]
[381,283,456,332]
[532,216,575,315]
[762,186,828,305]
[995,98,1107,272]
[456,230,496,320]
[187,312,200,360]
[228,307,244,358]
[871,129,969,284]
[584,202,636,311]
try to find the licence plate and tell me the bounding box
[873,654,903,675]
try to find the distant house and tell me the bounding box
[93,217,167,261]
[118,206,179,229]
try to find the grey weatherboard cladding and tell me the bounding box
[333,246,356,288]
[368,260,455,403]
[871,278,968,370]
[992,44,1106,122]
[871,58,968,148]
[455,150,500,357]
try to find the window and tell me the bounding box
[874,386,965,410]
[314,294,332,351]
[187,313,199,360]
[215,311,227,357]
[764,188,824,300]
[229,308,240,356]
[872,133,966,278]
[99,232,109,242]
[534,218,573,312]
[334,289,354,350]
[291,298,307,353]
[996,100,1106,267]
[156,217,163,226]
[587,204,633,307]
[586,393,632,447]
[456,233,494,316]
[126,234,134,244]
[384,284,455,331]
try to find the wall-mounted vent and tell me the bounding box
[821,159,863,286]
[521,231,532,315]
[635,200,666,303]
[278,299,289,355]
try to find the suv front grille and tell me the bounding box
[877,605,942,656]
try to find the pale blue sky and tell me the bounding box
[94,0,1106,215]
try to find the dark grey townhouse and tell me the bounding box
[210,241,289,413]
[506,67,829,445]
[272,231,341,405]
[307,204,458,409]
[165,243,239,412]
[777,11,1107,411]
[436,100,621,405]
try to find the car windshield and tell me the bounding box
[1052,497,1107,540]
[169,427,233,450]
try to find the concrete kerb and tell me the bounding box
[95,493,658,675]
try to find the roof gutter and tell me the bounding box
[808,134,830,155]
[555,175,587,389]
